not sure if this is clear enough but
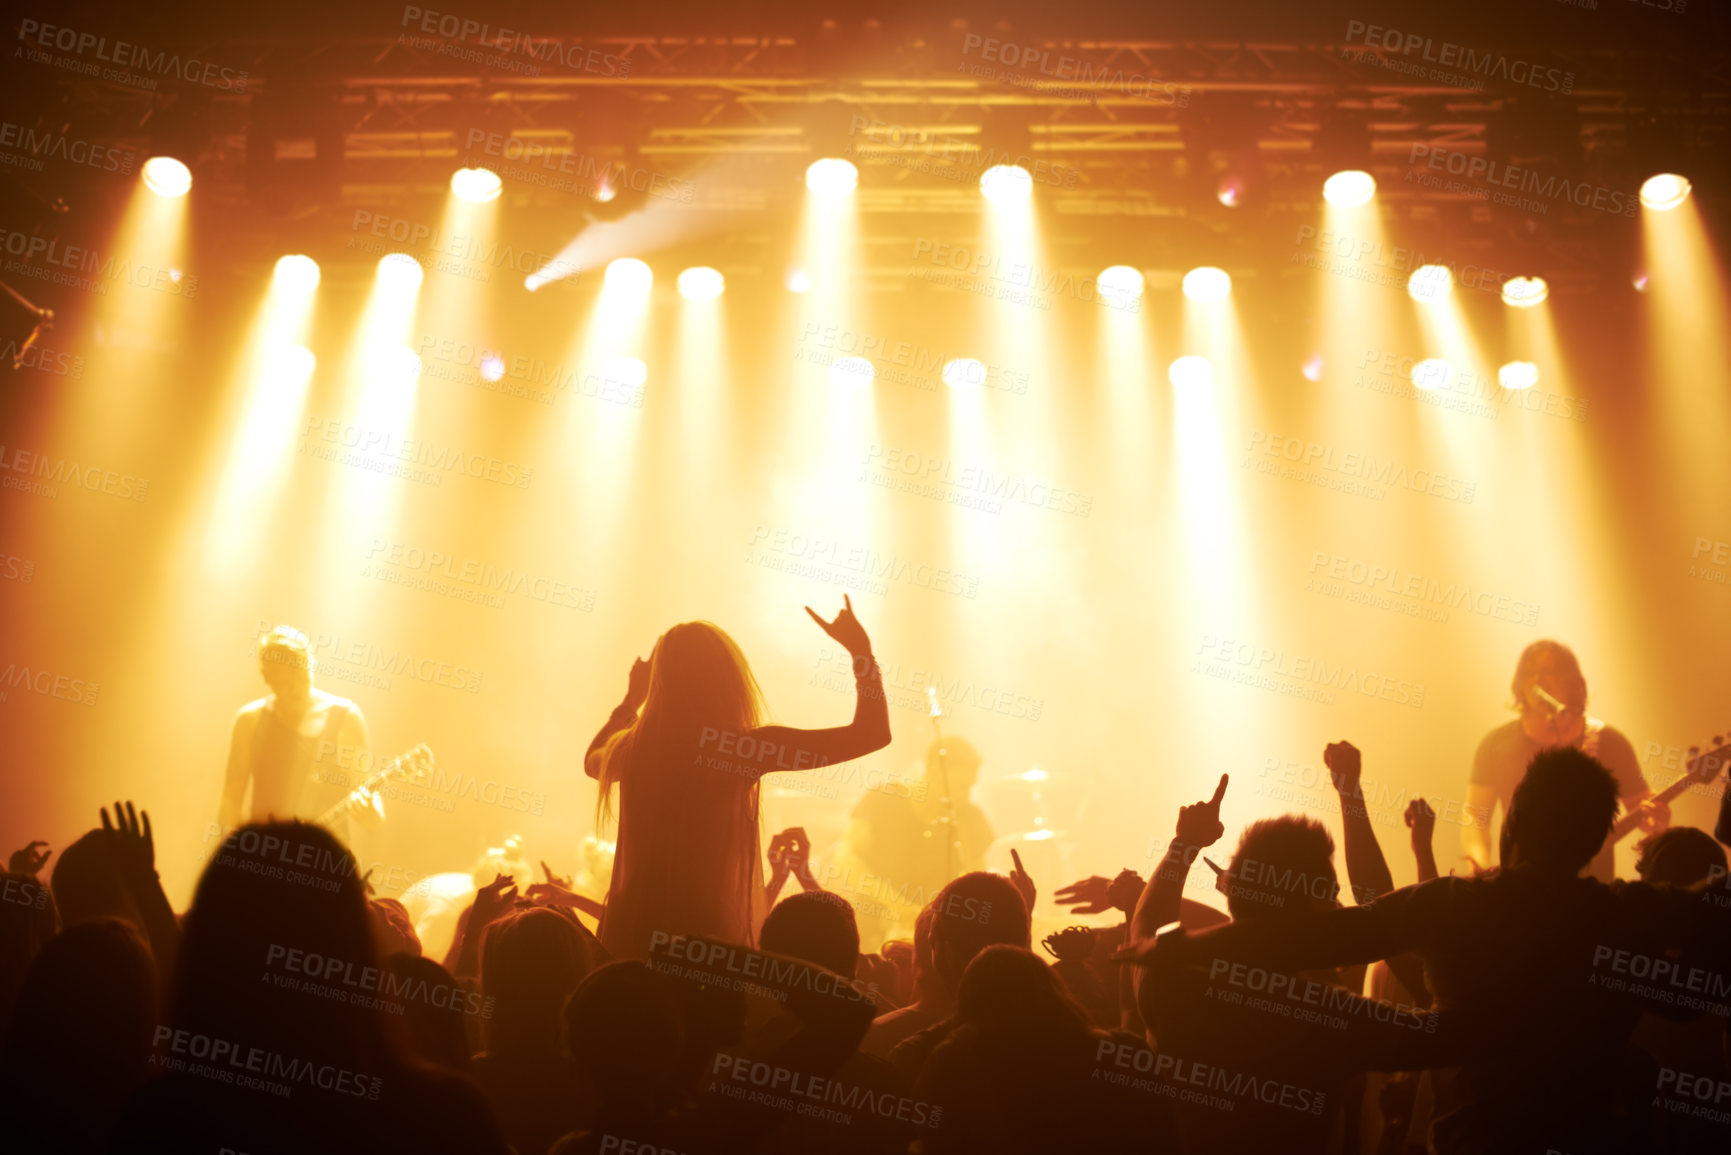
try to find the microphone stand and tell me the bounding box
[927,686,958,882]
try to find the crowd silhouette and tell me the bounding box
[3,608,1729,1154]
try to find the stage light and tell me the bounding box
[942,358,986,388]
[142,156,192,198]
[593,180,618,204]
[677,266,725,301]
[1217,177,1243,207]
[786,268,813,294]
[283,344,317,380]
[1168,355,1213,389]
[377,253,424,291]
[1408,265,1453,302]
[805,158,859,196]
[1411,358,1452,391]
[1640,173,1692,212]
[602,356,647,389]
[604,258,653,294]
[1502,276,1548,308]
[377,345,422,383]
[480,354,505,382]
[1498,361,1540,390]
[273,255,321,293]
[1097,265,1145,308]
[1632,272,1650,293]
[450,167,503,203]
[1301,354,1325,382]
[980,164,1033,202]
[1182,266,1232,303]
[828,356,874,386]
[1322,170,1376,207]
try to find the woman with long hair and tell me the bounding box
[585,597,890,960]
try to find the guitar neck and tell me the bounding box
[1610,749,1726,842]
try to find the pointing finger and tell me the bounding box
[1209,774,1229,807]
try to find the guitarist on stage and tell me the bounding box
[1464,640,1661,881]
[219,624,373,842]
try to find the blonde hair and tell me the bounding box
[259,625,314,673]
[594,621,766,828]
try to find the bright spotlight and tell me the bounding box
[283,345,317,380]
[828,356,874,386]
[273,255,321,293]
[1498,361,1540,391]
[142,156,192,198]
[677,266,725,301]
[376,346,422,383]
[377,253,424,291]
[980,164,1033,202]
[1408,265,1453,302]
[1301,354,1325,382]
[942,358,987,388]
[1322,170,1376,208]
[1168,355,1213,389]
[450,167,503,203]
[1632,272,1650,293]
[805,158,859,196]
[479,354,505,382]
[1411,358,1452,391]
[604,258,653,294]
[602,356,648,389]
[1639,173,1692,212]
[1182,266,1232,303]
[1502,276,1548,308]
[524,274,544,292]
[1217,178,1243,207]
[1097,265,1145,308]
[786,268,813,294]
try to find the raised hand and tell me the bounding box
[1174,774,1229,849]
[100,801,156,882]
[768,827,813,882]
[7,841,51,877]
[540,859,572,889]
[1404,798,1436,846]
[1053,876,1113,914]
[1324,741,1363,798]
[625,656,652,707]
[471,872,519,929]
[805,595,873,660]
[1105,869,1145,915]
[1009,847,1036,916]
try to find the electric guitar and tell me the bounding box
[313,744,436,829]
[1609,735,1728,845]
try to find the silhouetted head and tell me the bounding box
[1224,816,1339,921]
[382,953,473,1074]
[953,944,1091,1040]
[1501,747,1619,874]
[1635,826,1727,887]
[0,870,56,1028]
[1511,640,1588,747]
[564,961,685,1114]
[369,897,421,959]
[50,829,138,930]
[259,624,315,707]
[480,906,596,1057]
[926,735,982,794]
[760,890,860,979]
[927,872,1031,997]
[174,822,392,1071]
